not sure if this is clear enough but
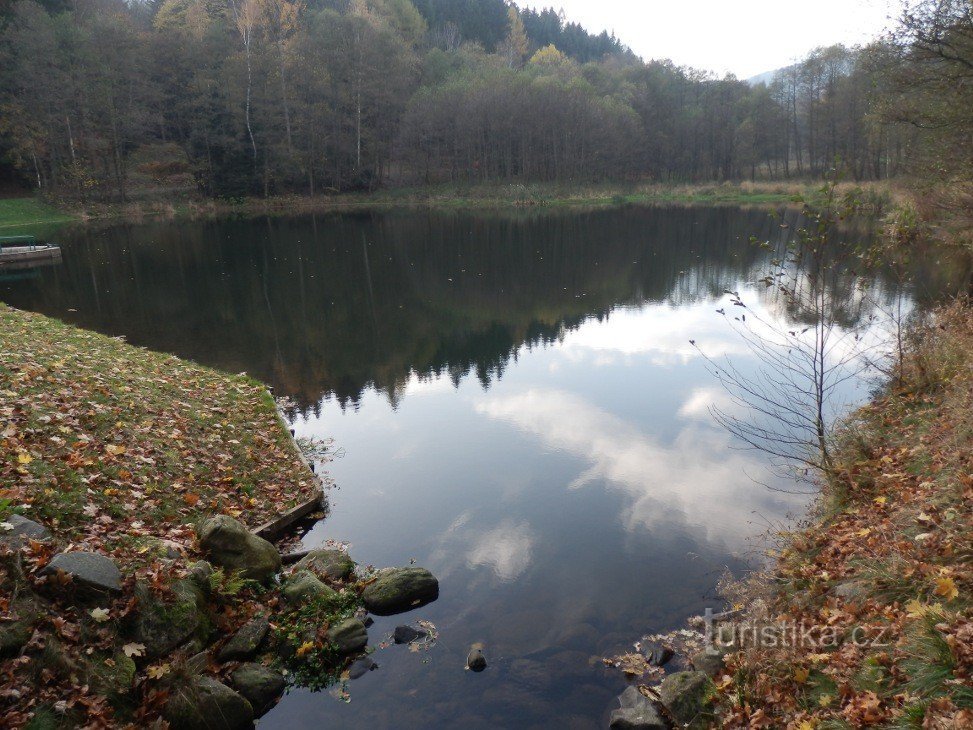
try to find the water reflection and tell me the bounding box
[0,206,961,728]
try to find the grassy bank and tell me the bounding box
[0,198,76,229]
[0,305,328,726]
[706,304,973,727]
[0,181,894,230]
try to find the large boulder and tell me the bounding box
[41,552,122,594]
[362,568,439,616]
[659,671,714,726]
[282,570,335,605]
[326,618,367,655]
[691,649,726,677]
[294,549,355,581]
[218,617,270,662]
[229,663,286,717]
[163,675,254,730]
[131,579,211,659]
[609,686,667,730]
[197,516,281,584]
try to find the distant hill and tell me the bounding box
[412,0,629,62]
[748,66,789,86]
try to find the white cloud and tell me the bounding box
[466,520,536,581]
[677,386,737,420]
[475,388,804,547]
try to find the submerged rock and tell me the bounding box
[609,686,667,730]
[326,618,368,655]
[197,516,281,584]
[466,647,487,672]
[362,568,439,616]
[294,549,355,581]
[219,616,270,662]
[282,570,335,605]
[229,663,286,717]
[348,656,378,680]
[164,675,254,730]
[41,552,122,594]
[393,625,427,645]
[659,670,714,725]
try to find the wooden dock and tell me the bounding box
[0,235,62,270]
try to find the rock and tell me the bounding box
[87,651,137,698]
[467,647,487,672]
[0,621,32,658]
[508,658,551,691]
[648,647,675,667]
[294,549,355,581]
[41,552,122,594]
[659,671,714,726]
[348,656,378,680]
[393,625,427,644]
[218,617,270,662]
[229,663,285,717]
[187,561,214,595]
[691,649,725,677]
[197,516,281,584]
[163,675,254,730]
[609,686,668,730]
[132,579,211,659]
[326,618,368,655]
[0,515,51,546]
[282,570,335,605]
[362,567,439,616]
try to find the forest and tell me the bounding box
[0,0,970,201]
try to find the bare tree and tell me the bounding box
[693,179,883,486]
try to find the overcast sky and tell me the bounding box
[514,0,901,79]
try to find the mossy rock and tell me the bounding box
[361,567,439,616]
[229,662,286,717]
[0,620,33,658]
[294,549,355,581]
[218,616,270,662]
[163,675,254,730]
[326,618,368,655]
[86,650,137,708]
[130,579,212,658]
[197,516,281,584]
[282,570,335,605]
[658,671,715,727]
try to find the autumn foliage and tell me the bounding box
[710,303,973,728]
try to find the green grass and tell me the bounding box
[0,197,76,230]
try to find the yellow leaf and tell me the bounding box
[798,720,818,730]
[818,694,834,707]
[147,663,171,679]
[794,667,809,684]
[105,444,126,456]
[873,496,887,505]
[89,607,110,623]
[296,641,315,657]
[933,576,959,601]
[856,528,872,537]
[808,653,830,664]
[17,451,32,465]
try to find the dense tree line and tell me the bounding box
[0,0,968,200]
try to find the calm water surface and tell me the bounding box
[1,206,935,728]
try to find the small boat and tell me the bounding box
[0,235,62,269]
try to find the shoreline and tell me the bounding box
[0,180,896,232]
[605,303,973,727]
[0,304,440,727]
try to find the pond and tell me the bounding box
[0,205,944,727]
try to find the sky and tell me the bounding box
[514,0,901,79]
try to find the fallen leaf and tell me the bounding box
[89,608,110,623]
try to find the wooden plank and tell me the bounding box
[250,387,328,543]
[254,492,324,542]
